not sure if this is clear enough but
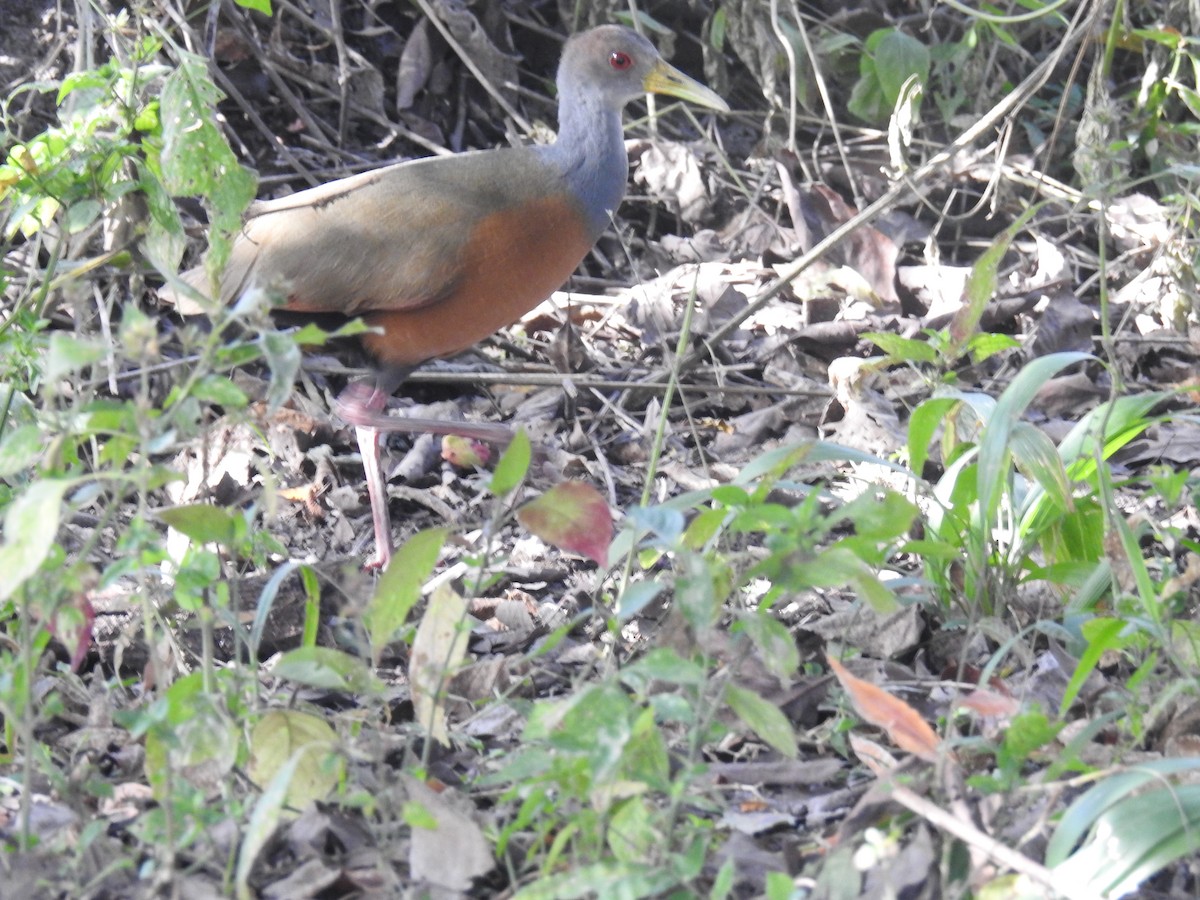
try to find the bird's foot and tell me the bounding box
[337,383,511,570]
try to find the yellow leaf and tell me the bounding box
[410,583,471,745]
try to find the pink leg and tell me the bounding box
[355,423,393,570]
[333,377,513,569]
[338,383,395,570]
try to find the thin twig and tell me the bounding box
[889,784,1086,900]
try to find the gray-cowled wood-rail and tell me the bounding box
[175,25,728,568]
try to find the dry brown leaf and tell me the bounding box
[278,483,323,517]
[848,732,900,776]
[827,654,943,763]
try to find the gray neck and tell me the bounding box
[537,85,629,238]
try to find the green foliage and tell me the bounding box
[1118,29,1200,186]
[2,3,1199,895]
[490,427,532,496]
[489,676,710,893]
[862,209,1169,617]
[158,54,255,281]
[1048,757,1200,897]
[848,29,930,125]
[615,442,916,616]
[1,33,169,243]
[0,15,299,870]
[362,527,448,663]
[481,438,918,883]
[908,354,1148,614]
[968,706,1063,793]
[866,205,1040,383]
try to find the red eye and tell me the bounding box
[609,51,633,71]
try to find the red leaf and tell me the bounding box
[441,435,491,469]
[516,482,612,565]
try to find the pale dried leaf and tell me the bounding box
[404,775,494,890]
[410,583,471,745]
[396,18,432,111]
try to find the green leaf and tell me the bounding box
[249,561,318,660]
[851,569,901,613]
[766,870,799,900]
[614,580,667,623]
[950,204,1042,356]
[683,506,729,551]
[46,333,106,381]
[1050,779,1200,897]
[237,746,306,900]
[1047,758,1200,866]
[907,396,959,478]
[711,860,735,900]
[724,683,798,758]
[158,503,244,545]
[511,862,682,900]
[56,69,108,103]
[863,331,938,364]
[192,374,249,407]
[795,546,868,587]
[736,612,799,682]
[620,648,708,691]
[1057,393,1164,480]
[363,527,447,663]
[64,199,102,234]
[836,489,918,542]
[246,710,341,807]
[977,352,1093,519]
[848,65,888,123]
[608,796,656,863]
[489,428,531,496]
[144,689,237,798]
[1060,617,1128,715]
[1009,421,1073,519]
[1002,709,1061,762]
[272,646,379,692]
[871,30,930,106]
[622,707,670,790]
[402,799,439,830]
[261,330,301,413]
[0,479,71,603]
[0,424,44,478]
[628,505,686,543]
[965,331,1021,363]
[159,55,257,273]
[133,99,160,133]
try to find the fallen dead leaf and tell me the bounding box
[827,654,946,763]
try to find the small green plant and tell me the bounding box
[848,28,930,125]
[478,438,918,889]
[1047,757,1200,897]
[0,15,296,875]
[903,354,1165,616]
